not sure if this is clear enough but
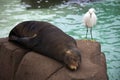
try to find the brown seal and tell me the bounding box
[9,21,81,70]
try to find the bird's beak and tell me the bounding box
[89,12,92,18]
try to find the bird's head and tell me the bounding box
[89,8,96,13]
[88,8,96,16]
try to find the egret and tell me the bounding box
[83,8,97,39]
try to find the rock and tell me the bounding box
[0,38,108,80]
[21,0,102,9]
[0,38,29,80]
[65,0,102,4]
[14,52,63,80]
[21,0,68,9]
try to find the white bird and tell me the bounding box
[83,8,97,39]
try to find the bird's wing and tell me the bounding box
[83,12,91,27]
[91,13,97,25]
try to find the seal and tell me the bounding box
[9,21,81,70]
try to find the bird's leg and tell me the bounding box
[90,27,93,40]
[86,27,88,39]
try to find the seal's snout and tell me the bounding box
[70,65,77,70]
[69,61,80,70]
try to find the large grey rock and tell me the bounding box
[0,38,108,80]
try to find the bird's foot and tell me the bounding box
[82,37,89,41]
[82,37,96,42]
[90,38,96,42]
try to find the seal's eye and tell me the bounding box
[71,58,77,62]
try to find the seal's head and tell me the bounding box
[64,48,81,70]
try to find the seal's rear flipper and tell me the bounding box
[9,35,38,49]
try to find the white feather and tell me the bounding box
[83,8,97,28]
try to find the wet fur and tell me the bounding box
[9,21,81,70]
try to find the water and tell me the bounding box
[0,0,120,80]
